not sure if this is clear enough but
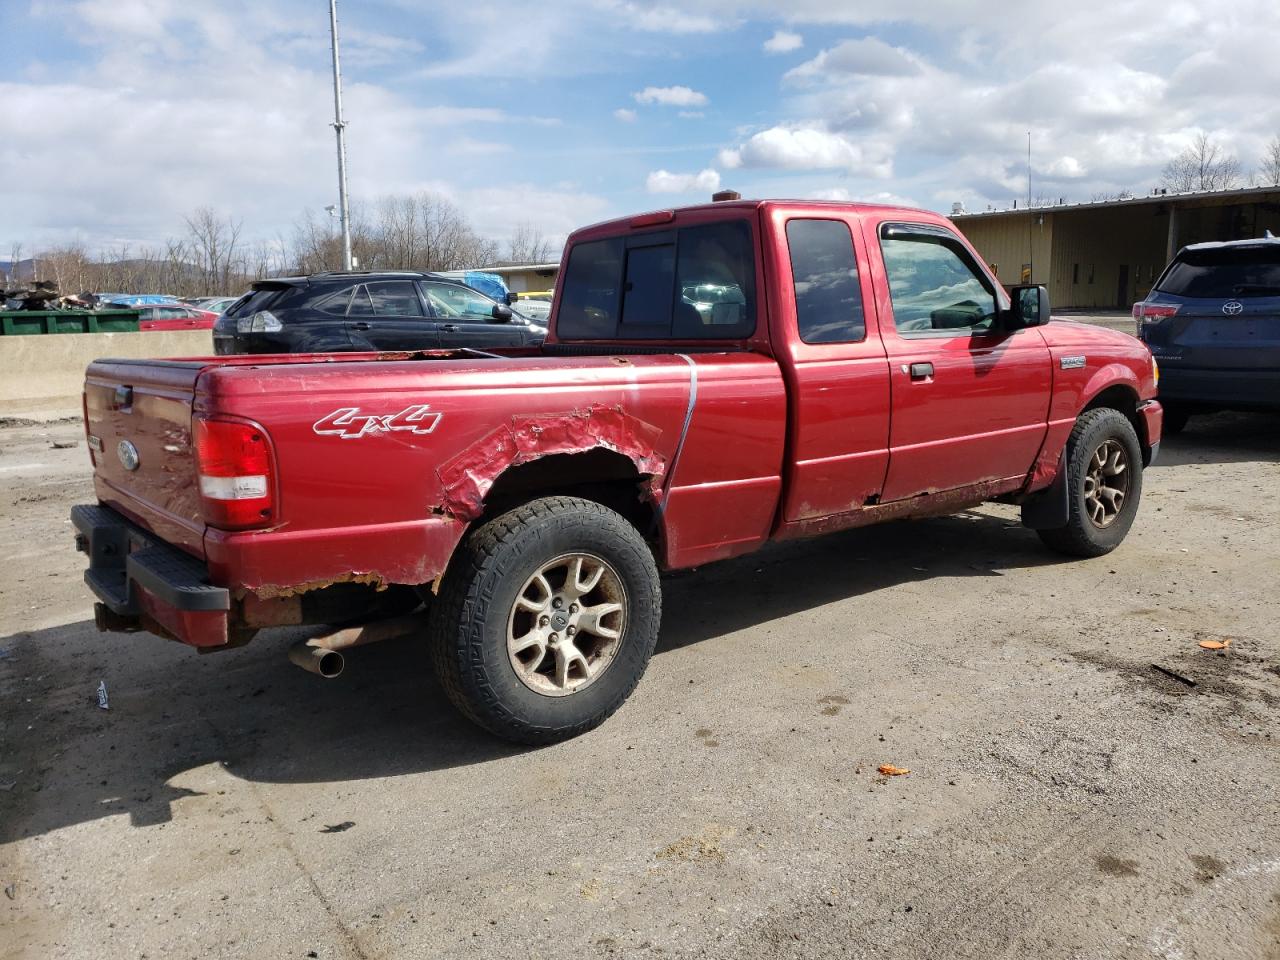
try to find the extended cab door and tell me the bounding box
[768,209,892,522]
[862,217,1052,502]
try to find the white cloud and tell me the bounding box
[634,85,709,108]
[678,111,706,119]
[646,168,722,194]
[718,127,889,176]
[785,37,921,83]
[602,1,721,33]
[614,107,638,122]
[763,29,803,54]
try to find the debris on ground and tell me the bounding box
[4,884,15,900]
[1197,639,1231,650]
[0,781,16,791]
[321,821,355,833]
[1151,664,1196,687]
[96,680,109,710]
[51,440,78,449]
[877,764,911,776]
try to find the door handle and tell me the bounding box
[907,362,934,380]
[440,324,459,332]
[351,321,372,331]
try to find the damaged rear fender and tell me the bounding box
[435,405,668,521]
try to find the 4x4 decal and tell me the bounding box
[313,404,442,439]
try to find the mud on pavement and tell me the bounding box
[2,412,1278,960]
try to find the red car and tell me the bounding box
[72,197,1161,743]
[137,303,218,331]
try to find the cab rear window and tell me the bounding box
[1156,247,1280,298]
[557,220,756,340]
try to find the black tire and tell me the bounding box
[1161,403,1190,435]
[1036,409,1144,558]
[429,496,661,744]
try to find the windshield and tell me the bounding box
[1157,246,1280,298]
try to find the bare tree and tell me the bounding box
[184,207,244,294]
[1161,134,1241,192]
[505,222,556,263]
[1261,135,1280,187]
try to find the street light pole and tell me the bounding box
[328,0,353,271]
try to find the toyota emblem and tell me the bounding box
[1222,300,1244,316]
[117,440,140,471]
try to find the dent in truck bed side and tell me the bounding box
[436,405,668,519]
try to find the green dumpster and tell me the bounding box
[0,309,141,335]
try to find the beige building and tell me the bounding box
[954,185,1280,310]
[485,261,561,294]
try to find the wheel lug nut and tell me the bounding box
[569,604,578,614]
[549,633,559,643]
[567,626,576,636]
[552,597,563,609]
[539,616,549,626]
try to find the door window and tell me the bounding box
[879,224,997,335]
[786,219,865,344]
[315,285,355,315]
[421,282,500,321]
[363,280,423,317]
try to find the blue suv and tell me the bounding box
[1133,235,1280,433]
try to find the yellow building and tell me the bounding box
[954,185,1280,310]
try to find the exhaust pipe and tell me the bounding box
[286,610,427,679]
[288,642,344,679]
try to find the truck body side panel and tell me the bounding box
[659,353,787,568]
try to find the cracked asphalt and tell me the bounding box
[1,408,1277,960]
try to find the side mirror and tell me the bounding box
[505,291,520,305]
[492,303,513,322]
[1006,284,1050,329]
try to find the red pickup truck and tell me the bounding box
[72,198,1161,743]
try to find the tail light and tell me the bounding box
[1133,302,1178,337]
[193,417,277,530]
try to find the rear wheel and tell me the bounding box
[429,496,661,744]
[1037,409,1144,558]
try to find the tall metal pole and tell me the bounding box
[1027,130,1033,282]
[328,0,353,271]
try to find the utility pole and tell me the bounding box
[328,0,353,271]
[1027,131,1033,282]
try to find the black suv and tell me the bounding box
[213,271,547,355]
[1133,236,1280,432]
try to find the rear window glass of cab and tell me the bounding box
[557,219,756,340]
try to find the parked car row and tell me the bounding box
[213,270,547,355]
[1132,233,1280,432]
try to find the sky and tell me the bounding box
[3,0,1280,256]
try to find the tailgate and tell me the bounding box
[1160,296,1280,369]
[84,359,207,557]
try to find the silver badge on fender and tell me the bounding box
[117,440,140,471]
[1060,355,1086,369]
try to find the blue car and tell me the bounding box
[1133,234,1280,433]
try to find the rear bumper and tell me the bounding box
[72,504,233,648]
[1157,367,1280,409]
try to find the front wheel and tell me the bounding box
[429,496,661,744]
[1037,409,1144,558]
